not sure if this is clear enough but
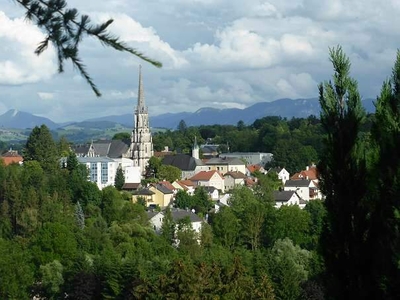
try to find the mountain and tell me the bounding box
[148,98,375,129]
[0,97,376,132]
[0,109,59,129]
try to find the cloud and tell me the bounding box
[38,92,55,100]
[0,11,57,85]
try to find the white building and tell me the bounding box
[78,157,118,190]
[219,152,273,166]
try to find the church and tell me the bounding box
[73,66,153,188]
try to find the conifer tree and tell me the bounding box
[318,46,370,298]
[75,201,85,229]
[368,49,400,298]
[114,167,125,191]
[14,0,162,96]
[24,125,59,172]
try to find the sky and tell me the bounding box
[0,0,399,122]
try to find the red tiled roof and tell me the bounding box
[291,166,318,181]
[247,164,261,174]
[154,151,174,158]
[189,170,223,181]
[1,156,23,166]
[245,177,257,187]
[158,180,175,191]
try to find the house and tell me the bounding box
[1,149,23,166]
[148,183,174,207]
[246,164,267,176]
[291,164,318,182]
[172,180,196,195]
[224,171,246,191]
[284,179,320,201]
[189,170,225,193]
[200,144,219,158]
[158,180,177,195]
[203,186,219,201]
[162,154,208,180]
[205,157,246,175]
[132,188,155,205]
[122,182,141,192]
[219,152,273,166]
[147,210,164,232]
[274,190,306,209]
[268,167,290,184]
[171,209,203,234]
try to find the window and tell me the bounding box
[101,163,108,184]
[90,163,97,182]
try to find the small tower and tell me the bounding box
[192,136,199,160]
[130,66,154,175]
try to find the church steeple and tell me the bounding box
[137,65,145,111]
[131,66,153,175]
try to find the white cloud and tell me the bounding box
[38,92,55,100]
[0,11,57,85]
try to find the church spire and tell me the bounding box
[137,65,145,110]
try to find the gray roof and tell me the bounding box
[285,179,312,188]
[134,188,155,196]
[206,157,244,165]
[268,167,283,173]
[153,183,174,194]
[73,144,91,155]
[147,211,162,219]
[200,145,219,153]
[93,141,111,156]
[77,157,114,163]
[163,154,203,171]
[203,186,217,193]
[274,190,296,202]
[108,139,130,158]
[224,171,246,179]
[171,210,203,222]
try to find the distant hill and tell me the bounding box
[0,98,376,132]
[0,109,59,129]
[147,98,375,129]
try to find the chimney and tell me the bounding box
[306,166,309,171]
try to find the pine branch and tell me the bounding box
[13,0,162,96]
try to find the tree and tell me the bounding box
[24,125,59,172]
[268,238,311,300]
[14,0,161,96]
[39,260,64,299]
[318,46,369,298]
[114,166,125,191]
[112,132,131,140]
[157,165,181,183]
[177,120,188,133]
[367,49,400,298]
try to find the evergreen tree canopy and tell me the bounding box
[24,125,59,172]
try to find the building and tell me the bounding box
[130,66,154,175]
[219,152,273,166]
[1,149,23,165]
[205,157,246,175]
[273,190,306,209]
[224,171,246,191]
[268,167,290,184]
[189,170,225,193]
[77,156,118,190]
[284,179,320,201]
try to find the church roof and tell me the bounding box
[108,139,130,158]
[162,154,202,171]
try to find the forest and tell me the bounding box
[1,46,400,300]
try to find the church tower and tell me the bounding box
[130,66,153,175]
[192,136,199,160]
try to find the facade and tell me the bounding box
[224,171,246,191]
[130,66,153,175]
[274,190,305,209]
[77,157,118,190]
[189,170,225,193]
[268,167,290,184]
[205,157,246,175]
[219,152,273,166]
[284,179,320,201]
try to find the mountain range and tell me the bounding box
[0,97,376,131]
